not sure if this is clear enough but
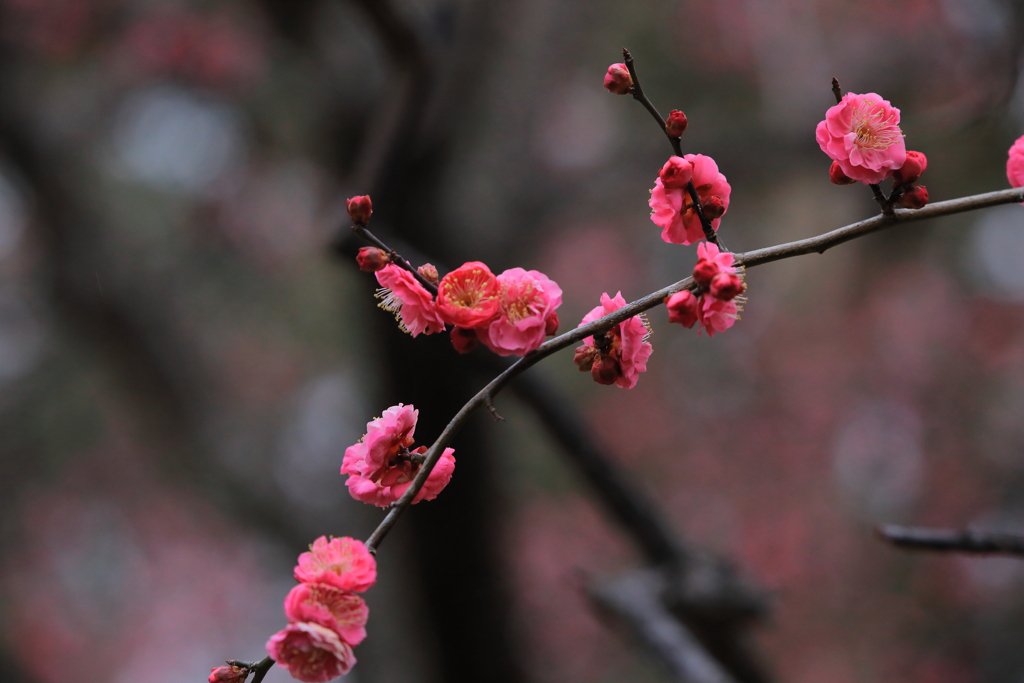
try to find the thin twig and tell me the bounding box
[622,48,721,248]
[877,525,1024,556]
[483,394,504,421]
[831,77,842,105]
[351,224,439,294]
[869,183,893,216]
[363,186,1024,553]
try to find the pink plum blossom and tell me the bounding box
[284,583,369,646]
[343,404,418,483]
[692,242,740,294]
[208,665,248,683]
[1007,134,1024,189]
[578,292,653,389]
[436,261,501,328]
[294,536,377,593]
[375,264,445,337]
[476,268,563,356]
[815,92,907,185]
[649,154,731,245]
[344,446,456,507]
[699,297,738,337]
[266,622,355,682]
[665,290,699,328]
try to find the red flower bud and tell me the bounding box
[897,185,929,209]
[693,259,719,287]
[591,354,622,385]
[665,109,688,137]
[659,156,693,190]
[603,63,632,95]
[893,151,927,186]
[209,665,248,683]
[346,195,373,225]
[450,327,478,354]
[418,263,439,286]
[701,196,725,220]
[665,290,700,328]
[709,272,744,301]
[356,247,389,272]
[544,311,559,336]
[573,344,598,371]
[829,160,856,185]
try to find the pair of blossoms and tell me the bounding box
[209,537,377,683]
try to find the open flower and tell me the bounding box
[375,264,445,336]
[577,292,653,389]
[343,446,456,507]
[476,268,562,356]
[436,261,501,328]
[343,404,418,482]
[284,583,369,646]
[816,92,906,184]
[266,622,355,683]
[649,154,731,245]
[294,536,377,593]
[699,296,738,337]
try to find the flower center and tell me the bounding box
[501,282,543,323]
[442,269,495,309]
[850,101,902,151]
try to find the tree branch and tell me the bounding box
[363,185,1024,554]
[877,525,1024,556]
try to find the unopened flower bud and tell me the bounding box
[893,151,927,187]
[451,327,478,354]
[573,344,598,371]
[665,290,700,328]
[418,263,439,286]
[591,354,622,385]
[702,195,725,220]
[356,247,389,272]
[209,665,248,683]
[659,156,694,190]
[544,311,559,336]
[693,259,718,287]
[710,272,744,301]
[603,63,632,95]
[897,185,929,209]
[829,160,856,185]
[665,109,688,137]
[346,195,373,225]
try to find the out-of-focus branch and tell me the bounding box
[622,48,720,248]
[589,570,739,683]
[877,525,1024,556]
[363,184,1024,554]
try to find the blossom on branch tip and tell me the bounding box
[375,264,445,337]
[208,664,248,683]
[815,92,906,184]
[436,261,501,328]
[893,150,927,186]
[603,63,632,94]
[896,185,928,209]
[1007,134,1024,189]
[476,268,562,356]
[650,154,731,245]
[346,195,372,225]
[665,109,688,137]
[266,622,355,682]
[294,536,376,593]
[356,247,389,272]
[577,292,653,389]
[284,583,369,646]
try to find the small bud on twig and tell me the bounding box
[356,247,390,272]
[603,63,633,95]
[896,185,929,209]
[347,195,373,225]
[665,109,688,137]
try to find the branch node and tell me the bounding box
[484,394,505,421]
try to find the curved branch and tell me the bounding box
[877,525,1024,556]
[364,185,1024,553]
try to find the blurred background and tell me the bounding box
[1,1,1024,682]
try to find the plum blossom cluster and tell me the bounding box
[649,155,731,246]
[816,92,929,208]
[349,198,562,357]
[266,537,377,682]
[341,404,455,507]
[665,242,745,337]
[573,292,653,389]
